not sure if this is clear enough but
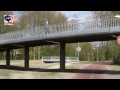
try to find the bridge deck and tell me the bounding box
[0,17,120,51]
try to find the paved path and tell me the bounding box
[73,62,111,79]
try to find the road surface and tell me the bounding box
[73,62,111,79]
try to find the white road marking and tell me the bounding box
[93,65,96,70]
[90,64,96,78]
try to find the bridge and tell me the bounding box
[0,17,120,71]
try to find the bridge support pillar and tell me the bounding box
[60,42,65,72]
[6,49,10,68]
[24,46,29,70]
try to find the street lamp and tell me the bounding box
[76,43,81,61]
[96,44,99,62]
[88,53,90,61]
[76,42,81,69]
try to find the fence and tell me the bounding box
[41,56,79,62]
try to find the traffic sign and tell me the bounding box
[76,47,81,51]
[117,35,120,45]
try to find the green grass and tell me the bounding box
[107,64,120,71]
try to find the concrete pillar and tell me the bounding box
[6,49,10,68]
[24,46,29,70]
[60,42,65,72]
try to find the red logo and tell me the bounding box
[4,15,14,25]
[117,35,120,45]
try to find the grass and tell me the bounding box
[1,60,116,79]
[107,64,120,71]
[0,60,76,79]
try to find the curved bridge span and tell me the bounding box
[0,17,120,71]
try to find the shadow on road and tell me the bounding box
[0,65,120,75]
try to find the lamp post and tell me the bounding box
[76,42,81,69]
[88,53,90,61]
[96,44,99,62]
[76,43,81,61]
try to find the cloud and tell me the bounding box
[60,11,92,20]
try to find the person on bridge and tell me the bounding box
[44,21,49,34]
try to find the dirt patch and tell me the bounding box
[10,72,35,79]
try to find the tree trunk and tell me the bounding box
[34,47,35,60]
[38,46,40,60]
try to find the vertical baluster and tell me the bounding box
[96,19,97,33]
[65,22,67,34]
[12,32,14,41]
[62,23,64,34]
[115,16,116,28]
[103,17,105,31]
[87,20,89,33]
[56,24,58,34]
[113,16,115,30]
[52,24,54,35]
[60,23,62,34]
[90,19,92,32]
[65,21,68,32]
[101,19,102,31]
[107,16,109,32]
[110,16,112,28]
[71,21,72,34]
[58,24,59,34]
[105,17,108,31]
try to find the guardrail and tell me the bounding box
[41,56,79,62]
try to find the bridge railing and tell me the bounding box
[41,56,79,62]
[0,17,120,44]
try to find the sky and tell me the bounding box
[13,11,92,21]
[60,11,92,20]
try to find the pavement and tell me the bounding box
[73,62,111,79]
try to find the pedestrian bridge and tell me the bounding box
[0,17,120,71]
[0,17,120,50]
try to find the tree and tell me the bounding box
[90,11,120,64]
[16,11,67,60]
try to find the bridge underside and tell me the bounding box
[0,32,119,51]
[0,32,119,72]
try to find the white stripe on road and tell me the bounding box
[90,64,96,79]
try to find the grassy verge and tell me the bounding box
[107,64,120,71]
[0,60,92,79]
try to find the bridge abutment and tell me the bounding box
[60,42,65,72]
[24,46,29,70]
[6,49,10,68]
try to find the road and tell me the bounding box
[73,62,111,79]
